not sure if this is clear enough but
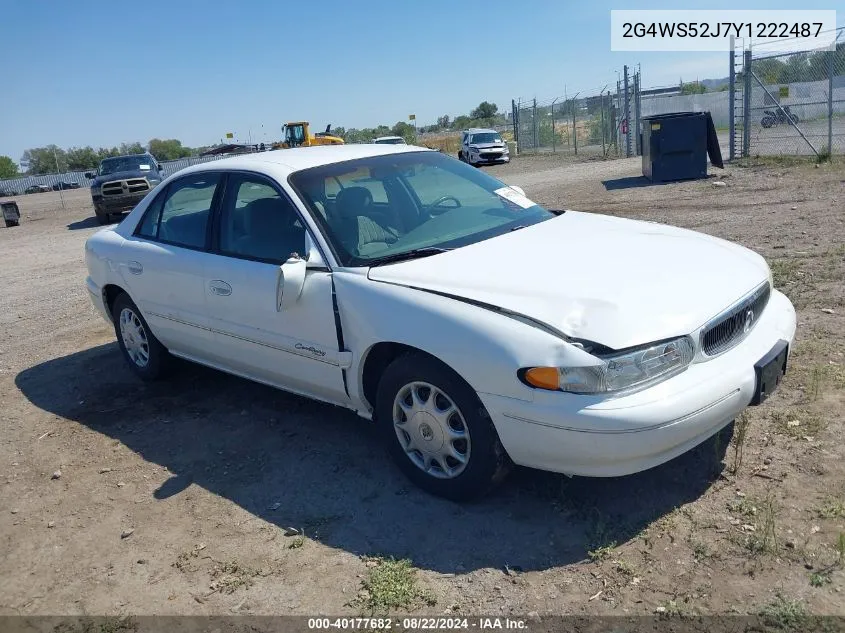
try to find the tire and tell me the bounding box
[790,114,800,123]
[96,210,111,225]
[375,352,511,501]
[111,293,170,381]
[761,116,774,129]
[457,151,464,162]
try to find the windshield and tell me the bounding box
[470,133,501,144]
[285,125,306,144]
[290,151,554,266]
[99,155,154,176]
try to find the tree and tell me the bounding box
[680,81,707,95]
[120,142,145,155]
[452,115,472,130]
[148,138,193,161]
[391,121,416,143]
[21,146,67,175]
[470,101,498,123]
[65,146,101,171]
[436,114,451,129]
[0,156,19,179]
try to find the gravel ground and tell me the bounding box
[1,155,844,620]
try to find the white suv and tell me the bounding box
[458,128,509,166]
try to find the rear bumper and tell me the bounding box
[480,289,797,477]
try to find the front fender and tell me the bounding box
[333,272,598,409]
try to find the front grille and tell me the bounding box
[126,179,150,194]
[701,283,771,356]
[101,178,150,197]
[482,152,502,160]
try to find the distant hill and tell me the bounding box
[700,77,730,91]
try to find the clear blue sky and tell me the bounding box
[1,0,841,163]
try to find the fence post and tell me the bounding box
[828,44,834,156]
[742,50,751,158]
[512,99,518,149]
[634,70,641,156]
[728,40,736,161]
[532,99,538,154]
[623,65,631,157]
[572,100,577,155]
[600,91,606,157]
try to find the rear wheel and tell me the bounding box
[761,116,774,129]
[111,293,170,381]
[375,353,511,501]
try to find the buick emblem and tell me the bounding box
[744,309,754,333]
[419,422,434,441]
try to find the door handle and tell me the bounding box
[209,280,232,297]
[126,261,143,275]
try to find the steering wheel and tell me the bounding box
[428,195,462,216]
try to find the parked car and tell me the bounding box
[458,128,509,166]
[0,187,18,197]
[53,181,81,191]
[84,145,796,500]
[373,136,407,145]
[85,153,164,225]
[24,184,50,194]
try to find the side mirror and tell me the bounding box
[85,172,95,179]
[304,232,326,269]
[509,185,526,197]
[277,255,306,311]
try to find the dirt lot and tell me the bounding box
[1,155,844,620]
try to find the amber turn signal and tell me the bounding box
[523,367,560,390]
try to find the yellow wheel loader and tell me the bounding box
[273,122,345,149]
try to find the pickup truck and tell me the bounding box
[86,153,164,224]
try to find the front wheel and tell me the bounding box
[95,210,111,225]
[761,116,774,129]
[375,353,511,501]
[111,293,170,381]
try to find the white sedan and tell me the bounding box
[84,144,796,500]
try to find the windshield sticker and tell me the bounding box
[494,187,534,209]
[139,164,151,170]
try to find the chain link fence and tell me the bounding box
[0,154,232,196]
[511,66,642,158]
[733,27,845,159]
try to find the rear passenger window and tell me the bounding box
[136,192,164,239]
[158,174,220,249]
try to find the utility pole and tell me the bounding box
[52,147,66,212]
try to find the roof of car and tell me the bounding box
[175,144,429,177]
[465,128,498,134]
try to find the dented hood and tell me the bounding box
[366,211,770,350]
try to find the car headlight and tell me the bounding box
[520,336,695,395]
